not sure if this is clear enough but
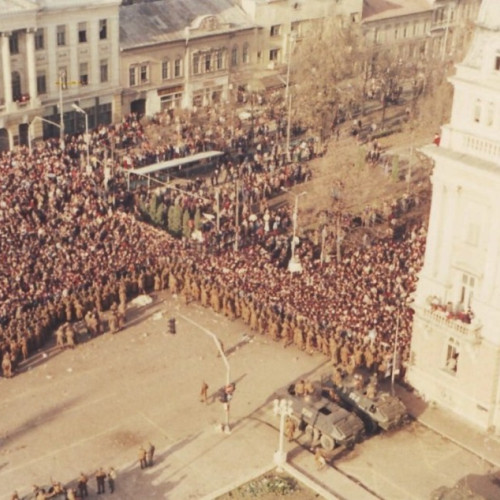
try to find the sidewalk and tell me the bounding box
[395,384,500,468]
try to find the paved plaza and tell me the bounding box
[1,291,499,499]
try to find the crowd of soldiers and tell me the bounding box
[0,97,425,382]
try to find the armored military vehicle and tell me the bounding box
[321,371,408,433]
[275,381,365,451]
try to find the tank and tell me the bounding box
[321,371,408,433]
[274,381,365,451]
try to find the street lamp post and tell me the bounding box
[72,103,90,173]
[285,33,297,162]
[57,71,66,149]
[178,313,232,433]
[28,116,61,155]
[273,398,293,470]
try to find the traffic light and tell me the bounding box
[168,317,176,334]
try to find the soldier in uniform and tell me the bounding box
[2,352,12,378]
[146,442,155,467]
[77,472,89,497]
[55,325,66,349]
[200,380,209,403]
[138,446,147,469]
[95,467,106,494]
[117,301,126,330]
[293,322,304,350]
[285,416,296,442]
[109,304,119,334]
[200,281,209,307]
[294,379,305,396]
[65,323,76,349]
[210,286,221,313]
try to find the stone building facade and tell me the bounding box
[407,0,500,433]
[0,0,121,150]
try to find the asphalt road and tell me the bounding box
[0,291,496,499]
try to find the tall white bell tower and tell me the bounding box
[407,0,500,432]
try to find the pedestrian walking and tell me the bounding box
[77,472,89,497]
[146,442,155,467]
[200,381,209,403]
[108,467,117,493]
[96,467,106,494]
[138,446,147,469]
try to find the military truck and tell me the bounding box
[321,371,408,433]
[275,381,365,451]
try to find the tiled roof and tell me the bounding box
[120,0,257,50]
[362,0,433,22]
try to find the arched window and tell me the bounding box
[11,71,21,101]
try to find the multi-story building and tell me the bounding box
[119,0,259,116]
[362,0,481,61]
[0,0,121,151]
[407,0,500,433]
[238,0,363,71]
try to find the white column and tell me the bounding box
[437,184,460,289]
[421,180,446,279]
[1,33,13,106]
[481,205,500,302]
[26,29,37,101]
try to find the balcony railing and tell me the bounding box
[420,305,482,343]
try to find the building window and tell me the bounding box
[140,64,148,83]
[445,338,459,373]
[35,28,44,50]
[495,55,500,71]
[57,25,66,46]
[11,71,21,101]
[291,21,300,35]
[78,22,87,43]
[9,32,19,54]
[193,53,200,75]
[99,19,107,40]
[205,53,212,72]
[79,62,89,86]
[474,98,481,123]
[231,46,238,66]
[242,43,249,64]
[161,59,169,80]
[466,222,479,246]
[269,49,280,62]
[270,25,281,37]
[36,72,47,95]
[487,102,495,126]
[460,273,475,309]
[394,25,399,40]
[129,66,136,86]
[216,49,224,70]
[100,60,108,83]
[174,58,182,78]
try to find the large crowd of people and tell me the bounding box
[1,93,430,499]
[0,99,427,382]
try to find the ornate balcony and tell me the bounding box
[419,302,482,344]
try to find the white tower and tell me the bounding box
[407,0,500,432]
